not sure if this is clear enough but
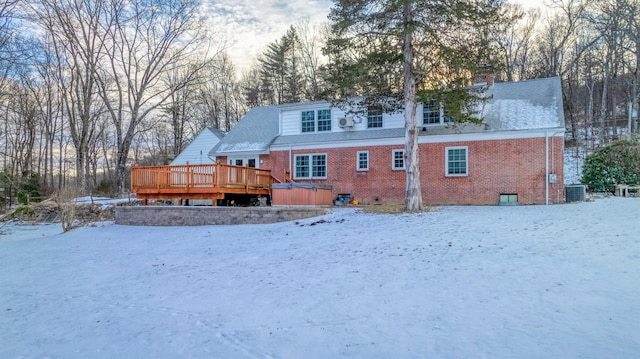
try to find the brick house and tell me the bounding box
[210,77,566,205]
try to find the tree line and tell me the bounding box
[1,0,639,206]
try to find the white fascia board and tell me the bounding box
[417,127,566,144]
[216,150,269,156]
[270,136,405,151]
[269,128,565,152]
[277,100,331,111]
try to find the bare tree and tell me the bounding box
[95,0,219,194]
[294,19,328,100]
[31,0,110,194]
[495,5,536,81]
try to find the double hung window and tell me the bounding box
[301,109,332,132]
[295,154,327,179]
[423,100,452,125]
[392,150,405,170]
[357,151,369,171]
[446,146,468,176]
[367,107,383,128]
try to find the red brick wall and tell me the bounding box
[265,136,564,205]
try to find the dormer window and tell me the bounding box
[301,109,332,133]
[367,106,383,128]
[423,100,452,125]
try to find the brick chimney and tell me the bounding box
[473,63,495,86]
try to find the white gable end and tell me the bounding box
[171,129,223,165]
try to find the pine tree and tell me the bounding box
[259,26,304,104]
[324,0,506,211]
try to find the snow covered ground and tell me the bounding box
[1,197,639,358]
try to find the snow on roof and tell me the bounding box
[482,77,565,131]
[210,105,280,156]
[213,77,565,155]
[483,99,560,130]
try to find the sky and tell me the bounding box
[202,0,549,76]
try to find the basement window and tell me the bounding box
[499,194,518,205]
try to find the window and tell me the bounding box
[423,100,452,125]
[317,109,332,132]
[301,109,331,133]
[367,106,383,128]
[312,154,326,177]
[423,100,440,124]
[446,146,468,176]
[301,111,315,133]
[392,149,405,170]
[295,154,327,179]
[499,194,518,205]
[357,151,369,171]
[228,157,258,168]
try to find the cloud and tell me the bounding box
[201,0,332,75]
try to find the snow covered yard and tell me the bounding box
[1,198,639,358]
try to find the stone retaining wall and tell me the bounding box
[115,206,327,226]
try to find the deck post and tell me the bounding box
[215,162,221,189]
[186,162,191,192]
[245,166,249,192]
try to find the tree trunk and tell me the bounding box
[403,2,422,212]
[634,40,640,134]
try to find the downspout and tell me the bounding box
[545,130,549,205]
[550,129,566,204]
[289,145,293,179]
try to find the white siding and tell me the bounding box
[383,111,405,128]
[280,105,408,135]
[171,129,221,165]
[281,110,301,135]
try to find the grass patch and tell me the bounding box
[356,203,434,214]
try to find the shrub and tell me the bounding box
[17,174,43,204]
[53,187,81,232]
[581,137,640,192]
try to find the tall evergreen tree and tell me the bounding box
[325,0,506,211]
[259,26,304,104]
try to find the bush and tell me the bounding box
[13,205,34,217]
[17,173,43,204]
[54,187,81,232]
[581,137,640,192]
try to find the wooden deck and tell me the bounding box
[131,163,272,205]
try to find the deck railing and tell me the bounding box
[131,163,272,193]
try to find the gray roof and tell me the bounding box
[210,105,280,156]
[213,77,565,155]
[272,128,405,146]
[207,127,227,140]
[483,76,564,131]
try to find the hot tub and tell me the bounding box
[271,183,334,206]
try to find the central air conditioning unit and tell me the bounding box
[338,117,355,128]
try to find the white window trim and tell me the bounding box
[227,156,259,168]
[357,151,369,171]
[301,110,315,133]
[422,101,452,126]
[366,107,384,129]
[301,109,332,133]
[294,153,328,179]
[392,149,405,170]
[445,146,468,177]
